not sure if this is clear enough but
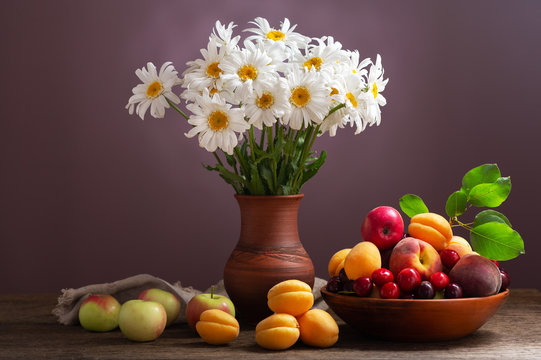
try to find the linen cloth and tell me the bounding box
[52,274,329,325]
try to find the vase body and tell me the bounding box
[223,194,315,324]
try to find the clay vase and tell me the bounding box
[223,194,315,324]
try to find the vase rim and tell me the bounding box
[234,193,304,199]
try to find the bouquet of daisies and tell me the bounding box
[126,18,388,195]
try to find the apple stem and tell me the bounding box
[211,285,214,299]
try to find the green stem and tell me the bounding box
[249,126,257,162]
[324,103,346,120]
[213,152,224,167]
[166,98,189,120]
[234,146,249,176]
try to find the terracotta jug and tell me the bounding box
[223,194,315,324]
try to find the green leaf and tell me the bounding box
[473,210,512,228]
[461,164,501,195]
[224,153,237,169]
[399,194,429,218]
[248,164,265,195]
[470,222,525,260]
[468,177,511,207]
[259,164,274,193]
[445,190,468,218]
[300,150,326,187]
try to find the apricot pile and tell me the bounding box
[255,279,339,350]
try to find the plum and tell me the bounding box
[449,254,502,297]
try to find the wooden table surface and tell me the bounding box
[1,289,540,359]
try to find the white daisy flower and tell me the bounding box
[244,17,310,55]
[210,20,240,53]
[182,38,226,96]
[320,79,348,137]
[283,68,331,130]
[220,40,277,103]
[244,78,290,130]
[293,36,349,77]
[125,62,181,120]
[363,54,389,126]
[184,90,249,155]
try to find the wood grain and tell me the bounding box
[1,289,540,359]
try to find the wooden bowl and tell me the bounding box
[321,286,509,341]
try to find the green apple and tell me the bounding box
[118,300,167,342]
[185,287,235,328]
[138,288,181,327]
[78,294,120,332]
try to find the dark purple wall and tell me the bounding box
[1,0,540,293]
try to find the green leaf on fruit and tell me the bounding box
[461,164,501,196]
[473,210,512,228]
[445,190,468,218]
[399,194,429,218]
[468,177,511,207]
[470,222,524,261]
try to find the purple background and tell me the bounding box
[2,0,540,293]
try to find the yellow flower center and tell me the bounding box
[146,81,163,98]
[206,62,223,78]
[346,92,358,108]
[266,30,286,41]
[256,92,274,109]
[330,88,339,96]
[209,87,219,96]
[372,83,378,99]
[238,65,258,82]
[208,110,229,131]
[290,86,311,108]
[303,57,323,71]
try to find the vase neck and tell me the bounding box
[235,195,303,249]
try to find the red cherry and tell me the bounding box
[440,249,460,269]
[380,282,400,299]
[371,268,394,287]
[396,268,422,292]
[353,277,373,297]
[491,260,500,268]
[429,272,450,291]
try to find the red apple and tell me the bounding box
[361,206,404,251]
[389,237,443,280]
[185,287,235,328]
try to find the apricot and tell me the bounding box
[408,213,453,251]
[328,248,351,277]
[445,236,473,258]
[267,280,314,316]
[255,313,300,350]
[297,309,339,348]
[344,241,381,280]
[195,309,239,345]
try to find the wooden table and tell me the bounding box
[1,289,540,359]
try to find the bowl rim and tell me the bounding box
[320,285,510,303]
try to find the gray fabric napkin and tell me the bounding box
[52,274,329,325]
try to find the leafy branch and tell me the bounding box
[399,164,525,261]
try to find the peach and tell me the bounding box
[449,254,502,297]
[389,237,442,280]
[344,241,381,280]
[255,313,300,350]
[445,236,473,258]
[267,280,314,316]
[408,213,453,251]
[297,309,339,348]
[195,309,239,345]
[328,248,351,277]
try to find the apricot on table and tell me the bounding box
[297,309,339,348]
[408,213,453,251]
[344,241,381,280]
[195,309,239,345]
[267,280,314,316]
[255,313,300,350]
[328,248,351,277]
